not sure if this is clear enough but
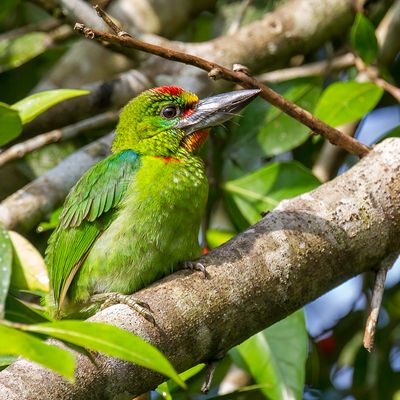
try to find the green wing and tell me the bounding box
[46,150,140,312]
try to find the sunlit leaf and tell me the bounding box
[206,229,235,249]
[157,364,205,400]
[8,232,48,293]
[314,81,383,127]
[258,80,321,156]
[224,161,320,224]
[0,32,48,73]
[12,89,89,124]
[21,320,186,388]
[0,325,75,381]
[231,311,307,400]
[0,102,22,146]
[351,13,378,64]
[9,231,49,292]
[0,228,12,319]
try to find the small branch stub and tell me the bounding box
[363,254,397,352]
[208,68,223,80]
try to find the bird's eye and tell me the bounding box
[161,105,179,119]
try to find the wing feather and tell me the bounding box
[46,150,140,313]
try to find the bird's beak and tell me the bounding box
[175,88,261,134]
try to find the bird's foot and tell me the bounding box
[90,292,155,325]
[183,261,210,279]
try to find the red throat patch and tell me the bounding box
[181,129,209,153]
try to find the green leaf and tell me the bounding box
[0,32,48,73]
[9,231,49,292]
[206,229,235,249]
[0,228,12,319]
[232,311,307,400]
[258,80,321,156]
[157,364,205,400]
[224,161,320,224]
[0,102,22,146]
[0,325,75,381]
[12,89,89,124]
[314,81,383,127]
[0,355,17,368]
[351,13,379,64]
[21,320,186,388]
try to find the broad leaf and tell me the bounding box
[0,228,12,318]
[0,325,75,381]
[351,13,378,64]
[12,89,89,124]
[258,80,321,156]
[9,231,49,292]
[0,102,22,146]
[232,311,307,400]
[224,161,320,224]
[0,32,48,73]
[314,81,383,127]
[21,320,186,388]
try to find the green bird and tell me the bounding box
[45,86,260,319]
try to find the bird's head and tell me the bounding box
[113,86,260,156]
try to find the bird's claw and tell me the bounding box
[183,261,210,279]
[91,292,155,325]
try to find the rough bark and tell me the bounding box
[0,134,113,232]
[1,138,400,400]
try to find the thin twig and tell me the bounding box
[0,112,118,168]
[355,57,400,102]
[363,253,398,352]
[73,7,371,157]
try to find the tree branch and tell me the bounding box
[1,138,400,399]
[74,9,370,157]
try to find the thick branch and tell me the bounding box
[1,138,400,399]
